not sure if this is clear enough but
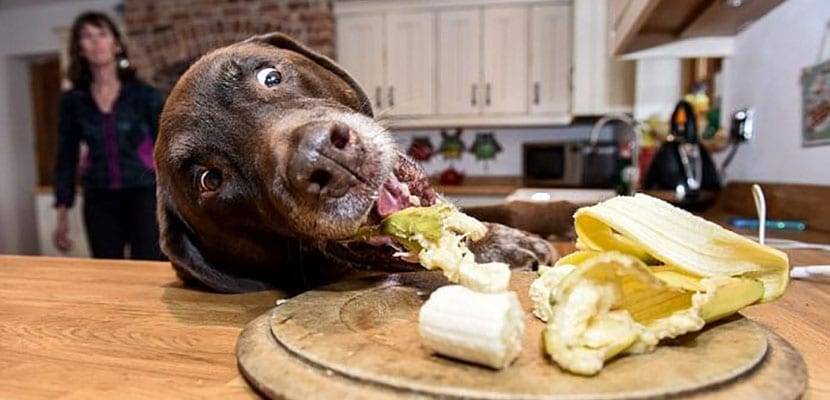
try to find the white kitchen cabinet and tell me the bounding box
[530,4,571,115]
[572,0,635,115]
[385,12,435,116]
[335,14,386,113]
[334,0,587,127]
[482,6,528,115]
[437,9,481,116]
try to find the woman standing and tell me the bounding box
[53,12,165,260]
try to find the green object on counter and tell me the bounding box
[703,106,720,139]
[613,156,632,196]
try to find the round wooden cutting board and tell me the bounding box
[236,271,807,399]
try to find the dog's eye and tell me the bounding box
[256,68,282,88]
[199,169,223,192]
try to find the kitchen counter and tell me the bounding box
[431,176,524,196]
[2,232,830,398]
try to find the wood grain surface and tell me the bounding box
[238,271,807,399]
[2,241,830,398]
[0,256,284,399]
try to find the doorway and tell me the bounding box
[30,56,61,188]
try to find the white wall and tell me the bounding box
[4,57,39,255]
[720,0,830,185]
[0,0,120,254]
[633,58,681,120]
[392,124,615,176]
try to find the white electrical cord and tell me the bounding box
[751,184,766,245]
[751,184,830,279]
[791,265,830,279]
[744,237,830,252]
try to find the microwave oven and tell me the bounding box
[522,141,617,188]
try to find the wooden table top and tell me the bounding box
[2,244,830,399]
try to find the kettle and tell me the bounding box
[644,100,720,210]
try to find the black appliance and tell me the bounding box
[523,141,618,188]
[644,100,720,210]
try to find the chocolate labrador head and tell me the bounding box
[155,33,552,293]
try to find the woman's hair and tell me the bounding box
[67,11,135,90]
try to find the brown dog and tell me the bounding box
[154,33,555,293]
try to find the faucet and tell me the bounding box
[589,113,641,195]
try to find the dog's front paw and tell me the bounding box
[468,222,557,270]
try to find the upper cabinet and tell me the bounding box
[530,4,572,115]
[335,0,631,127]
[572,0,635,115]
[335,14,385,112]
[437,9,481,116]
[482,6,529,115]
[385,12,436,116]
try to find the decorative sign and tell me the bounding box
[802,59,830,146]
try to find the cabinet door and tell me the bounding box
[482,6,528,115]
[437,9,481,116]
[572,0,634,115]
[529,4,571,115]
[385,12,436,116]
[336,14,386,113]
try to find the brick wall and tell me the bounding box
[122,0,334,92]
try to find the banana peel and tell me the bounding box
[536,251,765,375]
[531,194,786,375]
[574,194,789,302]
[553,253,764,319]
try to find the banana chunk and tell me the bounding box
[366,205,527,368]
[419,285,525,369]
[459,262,511,293]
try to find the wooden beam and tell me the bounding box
[611,0,662,56]
[614,0,785,56]
[681,0,785,38]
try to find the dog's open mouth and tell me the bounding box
[366,155,438,228]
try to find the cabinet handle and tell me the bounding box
[485,83,491,106]
[375,86,382,109]
[388,86,395,108]
[471,84,477,107]
[533,82,540,105]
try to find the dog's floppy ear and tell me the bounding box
[245,32,373,117]
[158,200,272,293]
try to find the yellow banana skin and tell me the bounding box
[574,194,789,301]
[536,252,766,375]
[532,194,785,375]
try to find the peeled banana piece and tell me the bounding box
[419,285,525,369]
[373,204,524,368]
[459,262,511,293]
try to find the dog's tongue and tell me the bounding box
[377,173,409,218]
[375,153,438,219]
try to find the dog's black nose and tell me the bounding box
[287,121,360,198]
